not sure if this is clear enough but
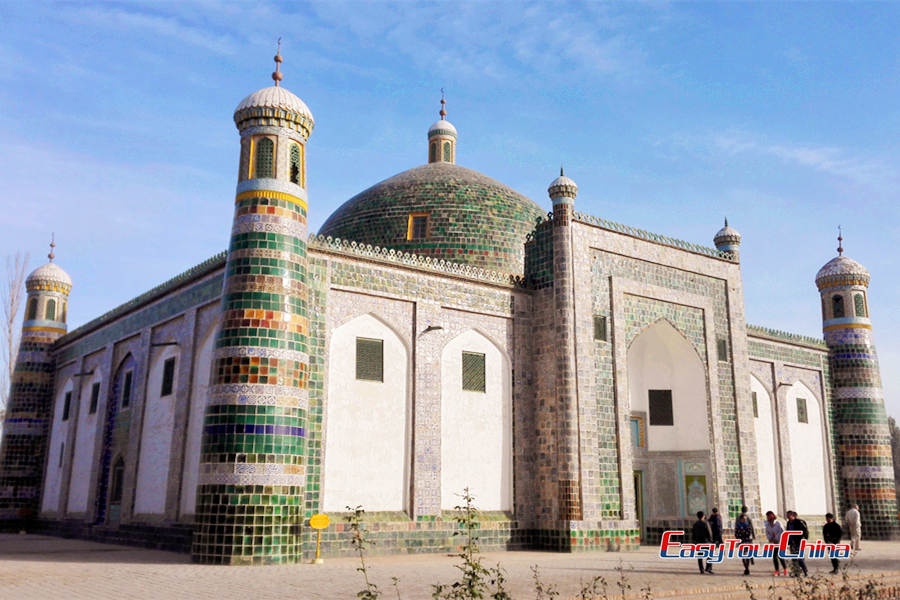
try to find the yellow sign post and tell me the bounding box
[309,513,330,564]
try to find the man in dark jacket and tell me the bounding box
[709,507,724,544]
[691,510,714,574]
[823,513,843,574]
[785,510,808,576]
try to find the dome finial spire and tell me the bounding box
[48,233,55,262]
[837,225,843,256]
[560,165,564,176]
[272,37,284,86]
[439,88,447,120]
[724,217,728,227]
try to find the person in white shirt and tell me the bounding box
[844,504,861,552]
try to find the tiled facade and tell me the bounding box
[2,69,897,561]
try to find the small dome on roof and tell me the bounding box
[815,255,870,290]
[26,261,72,291]
[234,85,314,122]
[714,219,742,248]
[428,118,457,138]
[548,168,578,201]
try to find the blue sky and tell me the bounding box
[1,2,898,419]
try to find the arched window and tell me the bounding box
[289,144,301,185]
[429,142,437,163]
[110,458,125,503]
[255,137,274,178]
[26,298,38,320]
[832,294,844,318]
[46,299,56,321]
[442,141,451,162]
[854,293,867,317]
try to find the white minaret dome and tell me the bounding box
[548,167,578,201]
[713,218,742,248]
[815,230,870,290]
[234,85,314,122]
[428,118,457,138]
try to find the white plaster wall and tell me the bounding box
[627,320,708,451]
[786,381,827,515]
[66,372,102,513]
[134,346,179,515]
[440,330,512,510]
[41,379,73,514]
[751,376,779,513]
[180,330,216,516]
[323,314,409,512]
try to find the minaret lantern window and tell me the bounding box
[255,137,274,178]
[832,294,844,318]
[290,144,301,185]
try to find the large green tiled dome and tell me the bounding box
[318,162,545,274]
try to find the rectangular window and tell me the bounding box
[62,391,71,421]
[59,442,64,467]
[407,214,429,240]
[89,382,101,414]
[356,337,384,382]
[161,357,176,397]
[593,315,608,341]
[122,371,133,408]
[630,415,645,448]
[752,391,758,418]
[462,351,486,392]
[717,338,728,361]
[797,397,808,423]
[648,389,673,426]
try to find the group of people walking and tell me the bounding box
[691,504,862,576]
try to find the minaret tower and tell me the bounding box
[427,91,457,164]
[0,238,71,521]
[193,44,315,565]
[815,231,899,539]
[713,218,742,261]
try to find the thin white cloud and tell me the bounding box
[61,6,238,56]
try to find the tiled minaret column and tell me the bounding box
[193,49,315,564]
[549,169,582,524]
[0,242,71,521]
[815,235,899,540]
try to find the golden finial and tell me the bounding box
[439,88,446,120]
[837,225,843,256]
[272,37,283,86]
[48,233,55,262]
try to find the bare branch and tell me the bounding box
[1,251,29,412]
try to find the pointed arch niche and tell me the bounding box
[626,319,709,452]
[41,377,74,514]
[323,313,410,512]
[179,326,218,517]
[440,329,512,511]
[785,381,827,515]
[750,375,779,513]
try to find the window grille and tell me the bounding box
[408,214,428,240]
[122,371,133,408]
[62,391,71,421]
[593,315,607,341]
[290,144,301,185]
[442,141,451,162]
[255,137,274,178]
[46,299,56,320]
[110,459,125,503]
[462,351,486,392]
[796,397,808,423]
[27,298,37,320]
[161,357,176,396]
[89,382,100,414]
[429,142,436,163]
[648,389,673,426]
[832,295,844,318]
[854,293,866,317]
[356,337,384,382]
[717,338,728,361]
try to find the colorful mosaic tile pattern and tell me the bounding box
[318,162,545,274]
[193,188,310,565]
[0,281,69,520]
[823,322,899,539]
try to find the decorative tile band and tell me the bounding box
[235,189,307,211]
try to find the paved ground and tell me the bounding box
[1,534,899,599]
